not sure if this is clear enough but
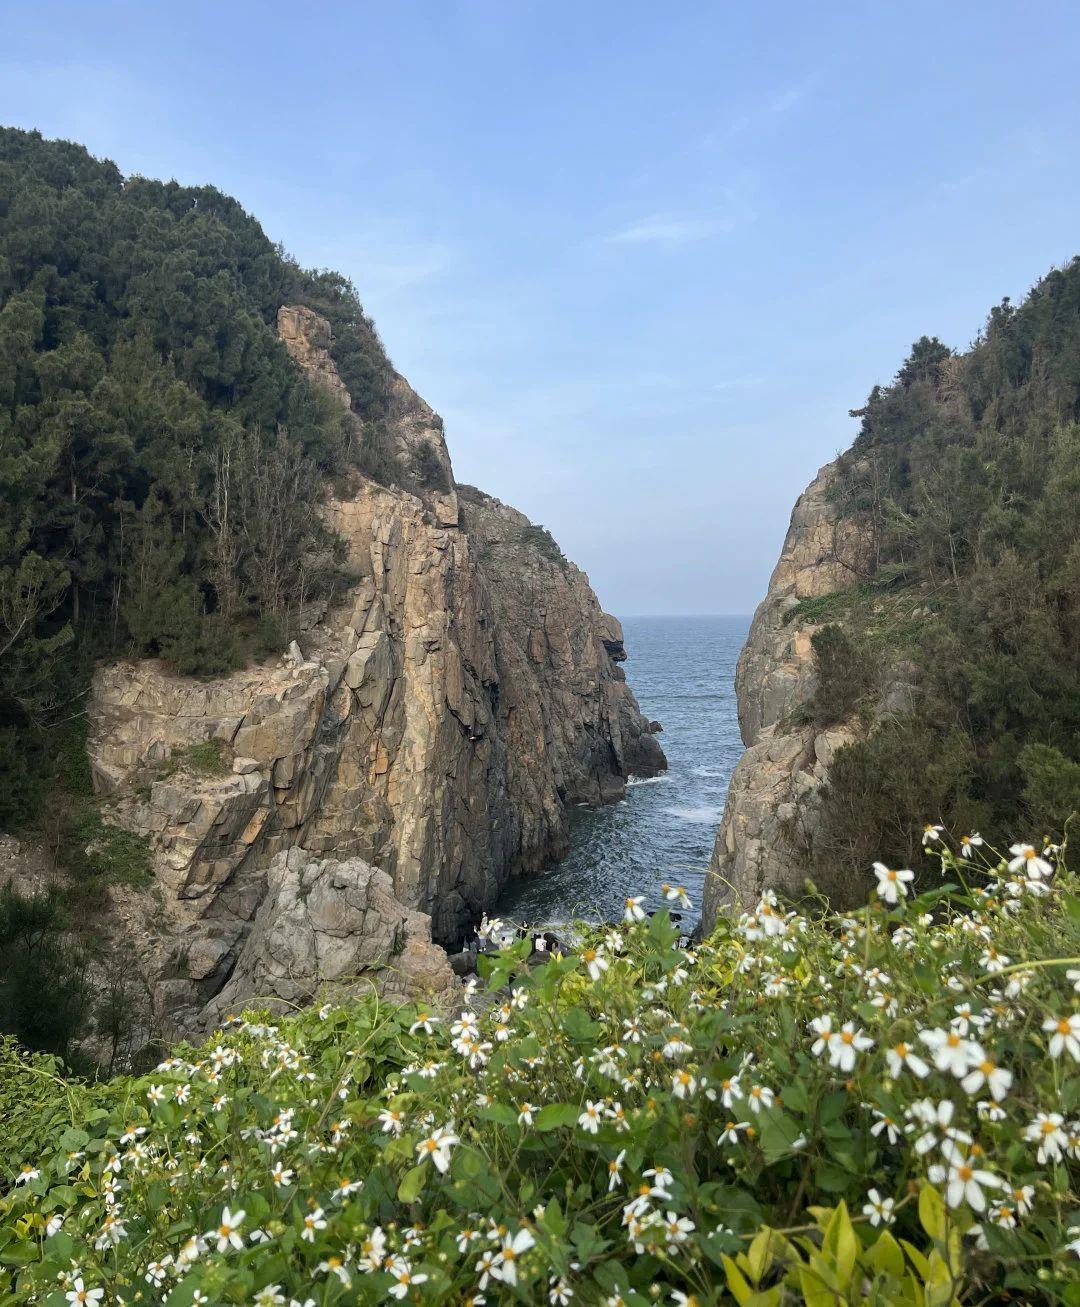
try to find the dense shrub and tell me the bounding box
[2,836,1079,1303]
[808,624,872,729]
[811,719,983,897]
[0,886,88,1059]
[411,440,450,493]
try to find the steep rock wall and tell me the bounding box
[86,307,664,1036]
[700,461,876,928]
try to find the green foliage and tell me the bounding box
[355,419,404,488]
[722,1197,966,1306]
[808,624,873,729]
[175,738,232,777]
[811,718,982,896]
[410,438,450,492]
[517,521,566,565]
[65,807,153,888]
[0,1037,86,1176]
[2,845,1078,1303]
[0,126,391,708]
[1018,743,1080,839]
[0,886,88,1059]
[817,260,1080,874]
[0,124,392,853]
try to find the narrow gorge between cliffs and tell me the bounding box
[496,614,748,929]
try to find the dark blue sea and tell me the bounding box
[495,614,749,929]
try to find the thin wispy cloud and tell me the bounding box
[769,76,815,115]
[605,213,735,246]
[706,74,819,145]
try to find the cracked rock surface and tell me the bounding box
[84,305,665,1037]
[701,461,877,927]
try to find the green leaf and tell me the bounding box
[542,1198,567,1238]
[0,1240,38,1267]
[722,1254,755,1305]
[824,1201,857,1288]
[918,1183,946,1242]
[757,1108,803,1162]
[865,1228,905,1279]
[814,1162,856,1195]
[477,1102,519,1128]
[561,1007,602,1042]
[534,1103,581,1131]
[780,1079,809,1113]
[746,1229,774,1284]
[397,1164,426,1203]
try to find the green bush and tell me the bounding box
[0,127,395,727]
[0,887,88,1060]
[2,838,1079,1303]
[1019,743,1080,839]
[170,739,232,778]
[810,718,983,897]
[411,440,450,493]
[809,624,872,728]
[516,522,566,565]
[66,807,153,889]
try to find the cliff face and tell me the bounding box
[700,462,877,929]
[85,307,664,1036]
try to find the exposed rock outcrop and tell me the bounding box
[85,306,664,1037]
[206,848,457,1022]
[701,461,876,927]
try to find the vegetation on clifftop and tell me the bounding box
[812,260,1080,880]
[2,836,1079,1304]
[0,127,403,832]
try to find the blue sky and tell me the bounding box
[4,2,1080,615]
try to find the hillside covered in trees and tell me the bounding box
[0,127,416,826]
[805,260,1080,878]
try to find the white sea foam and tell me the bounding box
[626,774,672,786]
[667,805,722,824]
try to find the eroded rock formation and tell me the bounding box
[85,306,664,1037]
[701,461,878,928]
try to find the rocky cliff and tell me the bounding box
[83,306,664,1038]
[701,461,881,928]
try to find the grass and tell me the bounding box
[160,737,233,779]
[783,578,937,657]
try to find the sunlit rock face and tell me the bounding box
[701,461,884,927]
[86,305,664,1036]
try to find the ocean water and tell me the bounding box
[495,614,750,930]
